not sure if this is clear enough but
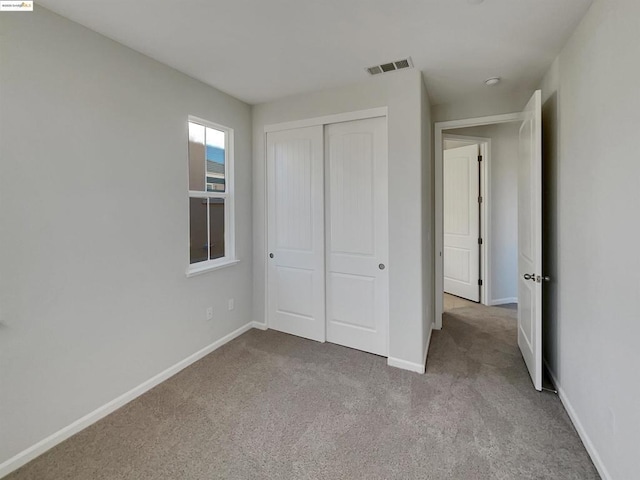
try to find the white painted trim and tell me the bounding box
[436,112,523,130]
[0,322,256,479]
[489,297,518,306]
[435,112,523,330]
[545,365,612,480]
[390,317,432,374]
[387,356,425,374]
[189,190,229,198]
[262,130,270,328]
[186,259,240,277]
[188,115,231,135]
[251,321,268,331]
[442,134,492,307]
[263,107,388,133]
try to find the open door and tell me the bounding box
[518,90,543,391]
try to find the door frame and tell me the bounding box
[435,112,522,329]
[442,134,491,306]
[263,107,389,336]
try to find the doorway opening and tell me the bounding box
[433,91,544,391]
[440,125,520,350]
[435,112,522,327]
[442,121,522,314]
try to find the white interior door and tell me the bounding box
[518,90,543,391]
[267,126,325,342]
[325,117,388,356]
[443,144,480,302]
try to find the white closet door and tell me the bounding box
[325,117,388,356]
[267,126,325,342]
[443,144,480,302]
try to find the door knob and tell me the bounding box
[523,273,535,281]
[379,263,386,270]
[269,253,274,259]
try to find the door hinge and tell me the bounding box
[478,238,483,245]
[478,279,483,286]
[478,196,483,204]
[478,155,483,162]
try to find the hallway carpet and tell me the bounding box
[6,307,599,479]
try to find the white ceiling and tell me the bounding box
[38,0,592,106]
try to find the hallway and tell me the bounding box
[429,294,598,478]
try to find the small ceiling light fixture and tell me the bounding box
[484,77,501,86]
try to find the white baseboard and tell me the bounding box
[387,356,425,374]
[387,323,435,374]
[388,322,433,374]
[489,297,517,306]
[0,321,256,479]
[251,321,268,330]
[544,363,612,480]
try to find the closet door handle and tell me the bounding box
[379,263,386,270]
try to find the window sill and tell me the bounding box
[186,259,240,277]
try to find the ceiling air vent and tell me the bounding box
[380,62,396,72]
[365,57,413,76]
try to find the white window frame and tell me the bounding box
[186,115,238,277]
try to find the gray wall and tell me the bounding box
[252,69,434,366]
[0,8,253,464]
[443,139,472,150]
[447,123,520,304]
[539,0,640,478]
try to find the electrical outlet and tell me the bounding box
[206,307,213,321]
[228,298,235,311]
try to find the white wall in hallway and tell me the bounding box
[0,7,253,467]
[539,0,640,478]
[444,139,473,150]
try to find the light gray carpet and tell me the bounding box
[6,306,599,479]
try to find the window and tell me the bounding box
[187,116,236,275]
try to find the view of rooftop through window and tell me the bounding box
[188,121,226,192]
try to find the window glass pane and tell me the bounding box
[188,122,206,191]
[205,127,226,192]
[209,198,225,260]
[189,197,208,264]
